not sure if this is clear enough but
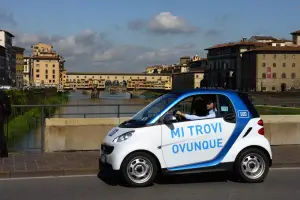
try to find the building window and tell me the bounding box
[53,70,55,73]
[282,73,286,78]
[262,63,266,67]
[263,54,265,59]
[272,73,276,78]
[262,73,266,78]
[53,75,55,79]
[46,75,48,79]
[36,69,39,73]
[272,86,276,91]
[273,54,276,59]
[291,73,296,79]
[36,64,39,67]
[36,74,39,78]
[282,63,286,67]
[292,63,296,67]
[53,64,55,67]
[273,63,276,67]
[46,64,48,67]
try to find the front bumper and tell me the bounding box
[98,158,120,181]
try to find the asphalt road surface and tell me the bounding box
[0,168,300,200]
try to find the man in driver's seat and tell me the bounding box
[175,99,216,120]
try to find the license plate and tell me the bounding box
[100,155,106,163]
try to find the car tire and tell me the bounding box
[233,148,270,183]
[120,151,158,187]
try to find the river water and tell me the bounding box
[12,91,153,152]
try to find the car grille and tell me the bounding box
[101,144,114,155]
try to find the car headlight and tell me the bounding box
[112,131,135,143]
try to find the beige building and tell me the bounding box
[31,42,63,87]
[203,29,300,91]
[241,46,300,92]
[64,72,172,90]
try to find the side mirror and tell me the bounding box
[163,114,177,124]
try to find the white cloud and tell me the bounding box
[12,29,198,73]
[128,12,198,35]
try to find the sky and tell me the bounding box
[1,0,300,73]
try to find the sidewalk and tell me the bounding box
[0,145,299,178]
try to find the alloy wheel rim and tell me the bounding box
[241,153,266,180]
[127,157,153,184]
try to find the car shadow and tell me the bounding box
[155,171,233,185]
[98,169,235,187]
[97,170,120,186]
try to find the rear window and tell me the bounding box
[237,92,259,118]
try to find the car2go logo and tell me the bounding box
[238,110,249,118]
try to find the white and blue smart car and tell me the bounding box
[99,89,272,187]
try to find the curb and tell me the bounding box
[0,168,99,178]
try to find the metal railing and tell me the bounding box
[5,103,147,153]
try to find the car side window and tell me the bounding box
[217,94,236,123]
[168,96,193,114]
[164,94,217,123]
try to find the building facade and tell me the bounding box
[0,30,16,86]
[31,42,62,87]
[172,71,204,90]
[13,46,25,88]
[204,41,266,90]
[204,30,300,91]
[23,56,32,86]
[241,47,300,92]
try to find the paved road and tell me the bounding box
[0,169,300,200]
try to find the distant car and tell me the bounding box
[99,89,272,187]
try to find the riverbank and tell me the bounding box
[5,91,69,148]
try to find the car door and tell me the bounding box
[160,93,237,170]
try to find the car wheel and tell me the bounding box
[233,148,270,183]
[120,152,158,187]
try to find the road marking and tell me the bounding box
[270,167,300,170]
[0,174,96,181]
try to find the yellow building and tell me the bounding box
[12,46,25,88]
[31,42,63,87]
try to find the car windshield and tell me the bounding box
[119,93,179,127]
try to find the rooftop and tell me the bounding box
[243,46,300,53]
[31,56,60,60]
[251,36,278,40]
[0,29,14,37]
[12,46,25,53]
[291,30,300,35]
[204,41,265,50]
